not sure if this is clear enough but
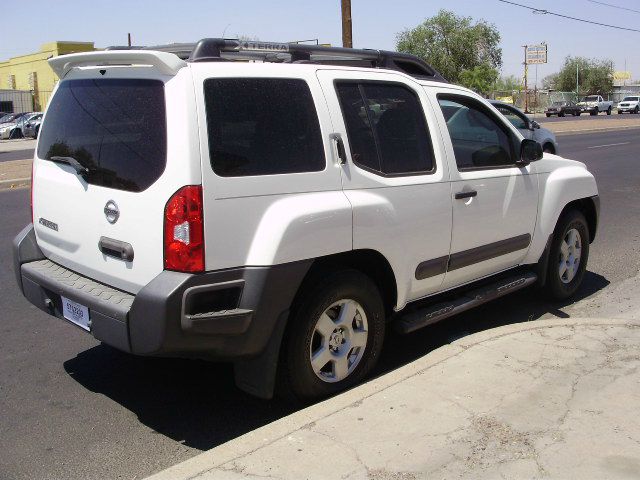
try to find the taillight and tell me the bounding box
[164,185,204,273]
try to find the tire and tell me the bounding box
[590,108,598,116]
[635,106,639,114]
[545,113,550,117]
[577,112,581,116]
[34,126,39,139]
[279,269,385,402]
[545,209,590,300]
[618,110,623,114]
[574,111,579,117]
[543,143,555,154]
[559,112,565,117]
[9,128,22,139]
[607,107,612,115]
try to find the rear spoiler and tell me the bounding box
[49,50,187,78]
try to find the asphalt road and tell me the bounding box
[0,149,34,163]
[1,128,639,480]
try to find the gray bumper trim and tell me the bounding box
[21,259,134,322]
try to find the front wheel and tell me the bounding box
[635,106,639,114]
[559,112,565,117]
[280,269,385,402]
[545,209,590,300]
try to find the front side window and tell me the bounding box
[204,78,325,177]
[438,96,515,170]
[336,82,434,175]
[494,104,528,130]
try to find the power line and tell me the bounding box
[586,0,640,14]
[496,0,640,32]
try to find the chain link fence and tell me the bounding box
[0,89,52,114]
[488,90,623,113]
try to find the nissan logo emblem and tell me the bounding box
[104,200,120,224]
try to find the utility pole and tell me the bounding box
[127,33,132,47]
[341,0,353,48]
[522,45,529,113]
[576,64,579,100]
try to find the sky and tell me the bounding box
[2,0,639,85]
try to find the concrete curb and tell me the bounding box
[145,316,639,480]
[552,124,640,136]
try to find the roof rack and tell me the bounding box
[107,38,447,82]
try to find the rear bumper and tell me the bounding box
[14,224,311,359]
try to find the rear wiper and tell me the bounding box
[49,156,91,176]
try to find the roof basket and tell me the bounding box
[108,38,448,82]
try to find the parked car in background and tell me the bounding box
[22,114,43,138]
[0,112,40,139]
[576,95,612,116]
[616,96,640,114]
[490,100,559,153]
[545,101,581,117]
[0,112,26,125]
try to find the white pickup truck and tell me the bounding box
[577,95,613,116]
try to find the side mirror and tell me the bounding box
[531,120,541,130]
[518,139,543,166]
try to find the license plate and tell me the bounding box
[61,296,90,331]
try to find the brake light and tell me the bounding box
[164,185,204,272]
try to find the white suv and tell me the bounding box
[14,39,599,401]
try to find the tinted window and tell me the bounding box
[204,78,325,177]
[494,104,528,129]
[37,79,166,192]
[438,96,514,170]
[336,82,434,175]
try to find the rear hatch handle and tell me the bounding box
[99,236,134,262]
[50,156,91,177]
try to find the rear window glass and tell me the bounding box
[204,78,325,177]
[37,79,166,192]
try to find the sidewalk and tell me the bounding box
[540,116,640,135]
[148,317,640,480]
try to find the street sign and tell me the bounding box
[526,44,547,64]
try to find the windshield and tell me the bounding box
[0,113,18,123]
[622,97,639,101]
[583,96,599,102]
[37,78,167,192]
[552,102,564,106]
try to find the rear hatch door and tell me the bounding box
[33,65,200,293]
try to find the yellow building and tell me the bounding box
[0,41,95,111]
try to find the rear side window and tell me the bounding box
[204,78,325,177]
[37,79,166,192]
[336,82,434,175]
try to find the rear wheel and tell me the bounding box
[607,106,612,115]
[545,209,590,300]
[280,269,385,402]
[635,106,639,114]
[559,112,565,117]
[542,143,555,154]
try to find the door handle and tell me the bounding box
[330,133,347,165]
[455,190,477,200]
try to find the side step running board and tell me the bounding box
[395,272,537,334]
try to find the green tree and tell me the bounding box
[396,9,502,85]
[459,65,499,94]
[554,56,614,95]
[495,75,521,92]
